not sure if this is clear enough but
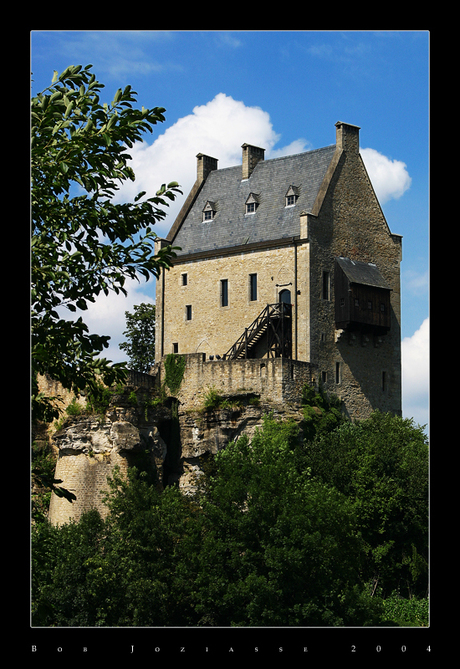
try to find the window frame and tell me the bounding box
[249,273,258,301]
[220,278,229,307]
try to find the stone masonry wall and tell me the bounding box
[158,353,315,411]
[301,125,402,418]
[156,242,310,362]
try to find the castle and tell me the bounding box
[155,121,402,420]
[45,121,403,525]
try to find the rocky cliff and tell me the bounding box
[47,380,305,525]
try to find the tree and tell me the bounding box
[193,415,382,626]
[119,303,156,372]
[302,412,429,598]
[31,64,181,422]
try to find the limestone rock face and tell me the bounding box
[47,383,306,525]
[49,412,168,525]
[53,418,143,455]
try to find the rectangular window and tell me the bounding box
[204,210,213,221]
[367,301,372,310]
[286,195,296,206]
[322,271,330,300]
[246,202,256,214]
[173,343,179,353]
[186,305,192,321]
[321,371,327,385]
[250,273,258,301]
[181,273,188,286]
[221,279,228,307]
[335,362,341,385]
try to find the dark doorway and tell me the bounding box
[279,288,291,305]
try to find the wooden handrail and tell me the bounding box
[223,303,291,360]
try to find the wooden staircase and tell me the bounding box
[223,303,292,360]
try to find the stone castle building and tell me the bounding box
[45,121,403,524]
[156,121,403,420]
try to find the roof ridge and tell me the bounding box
[212,143,336,173]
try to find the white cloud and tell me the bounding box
[360,147,412,204]
[402,317,429,429]
[116,96,410,239]
[61,277,155,364]
[113,93,311,237]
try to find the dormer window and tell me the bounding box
[245,193,260,215]
[202,200,216,221]
[285,185,299,207]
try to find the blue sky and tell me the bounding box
[31,30,429,429]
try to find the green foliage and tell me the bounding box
[163,353,186,396]
[31,411,428,628]
[302,411,429,598]
[301,383,345,441]
[193,415,382,626]
[65,397,83,415]
[31,64,181,421]
[32,510,107,626]
[382,592,429,627]
[119,303,156,372]
[84,381,114,415]
[203,386,223,410]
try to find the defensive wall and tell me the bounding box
[156,353,317,410]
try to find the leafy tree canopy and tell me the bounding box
[31,64,181,421]
[302,411,429,598]
[119,303,156,372]
[32,410,428,627]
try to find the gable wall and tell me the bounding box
[306,141,402,418]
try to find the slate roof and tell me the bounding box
[335,257,391,290]
[172,144,336,256]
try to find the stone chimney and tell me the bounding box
[335,121,361,154]
[242,143,265,180]
[196,153,218,182]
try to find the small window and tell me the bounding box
[173,343,179,354]
[322,271,330,300]
[250,273,258,301]
[181,273,188,286]
[245,193,260,214]
[354,298,360,308]
[367,301,372,310]
[202,200,216,221]
[340,297,345,308]
[185,305,192,321]
[380,303,386,313]
[321,371,327,385]
[285,185,299,207]
[335,362,341,384]
[221,279,228,307]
